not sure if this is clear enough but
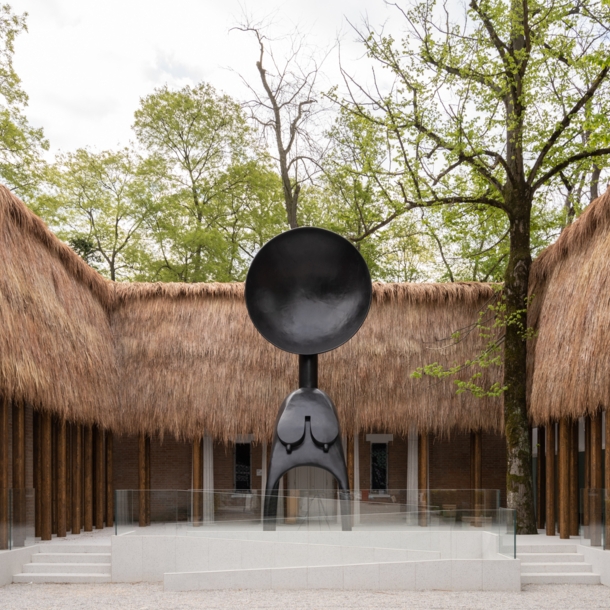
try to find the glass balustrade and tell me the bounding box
[0,488,35,550]
[114,488,515,559]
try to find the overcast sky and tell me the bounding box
[10,0,394,156]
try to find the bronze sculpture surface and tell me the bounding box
[245,227,372,530]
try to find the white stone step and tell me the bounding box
[517,552,584,563]
[13,573,111,584]
[517,544,577,554]
[521,572,600,585]
[521,562,592,574]
[33,552,110,564]
[39,544,110,554]
[23,562,111,574]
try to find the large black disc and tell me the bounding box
[245,227,372,355]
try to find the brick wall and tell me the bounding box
[103,430,508,509]
[429,431,507,506]
[4,404,34,489]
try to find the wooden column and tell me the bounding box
[95,428,104,529]
[418,432,428,526]
[66,424,72,531]
[83,425,93,532]
[536,426,546,530]
[569,420,579,536]
[584,416,591,527]
[590,412,602,546]
[145,436,151,525]
[105,431,113,528]
[470,430,482,516]
[559,419,570,539]
[545,422,556,536]
[52,418,58,536]
[604,410,610,550]
[71,425,82,534]
[41,412,52,541]
[33,411,41,538]
[138,433,150,527]
[347,436,355,493]
[0,395,9,550]
[56,420,67,538]
[192,438,202,526]
[12,401,26,547]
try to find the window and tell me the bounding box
[234,443,251,492]
[371,443,388,493]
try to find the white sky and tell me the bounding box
[10,0,394,156]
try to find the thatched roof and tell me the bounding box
[112,281,502,441]
[528,187,610,424]
[0,187,118,428]
[0,186,503,440]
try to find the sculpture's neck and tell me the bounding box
[299,354,318,388]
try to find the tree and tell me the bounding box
[0,5,47,196]
[40,148,158,281]
[303,107,432,280]
[341,0,610,532]
[234,23,327,228]
[133,83,277,282]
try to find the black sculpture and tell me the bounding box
[245,227,372,531]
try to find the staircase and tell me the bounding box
[519,543,600,585]
[13,543,111,584]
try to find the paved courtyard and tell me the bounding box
[0,583,609,609]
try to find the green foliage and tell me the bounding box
[133,83,286,282]
[411,287,537,397]
[301,107,433,281]
[38,148,159,280]
[0,5,47,197]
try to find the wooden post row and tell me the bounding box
[605,410,610,550]
[545,422,555,536]
[559,419,570,539]
[536,426,546,530]
[0,395,9,550]
[470,431,482,517]
[138,433,151,527]
[95,427,104,529]
[66,423,72,533]
[584,416,591,528]
[11,401,25,547]
[41,412,52,541]
[146,436,151,525]
[72,424,82,534]
[418,432,428,526]
[590,412,602,546]
[33,411,41,539]
[569,420,579,536]
[57,420,67,538]
[192,438,202,526]
[51,417,57,536]
[84,425,93,532]
[106,431,113,528]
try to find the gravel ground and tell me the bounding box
[0,583,609,609]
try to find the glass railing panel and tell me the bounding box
[580,488,607,550]
[115,489,515,560]
[496,507,516,558]
[0,488,8,550]
[113,489,515,560]
[1,488,35,550]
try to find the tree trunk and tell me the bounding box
[503,202,537,534]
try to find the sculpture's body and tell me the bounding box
[245,227,371,531]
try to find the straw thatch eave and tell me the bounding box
[111,281,503,442]
[528,187,610,424]
[0,186,504,441]
[0,187,119,427]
